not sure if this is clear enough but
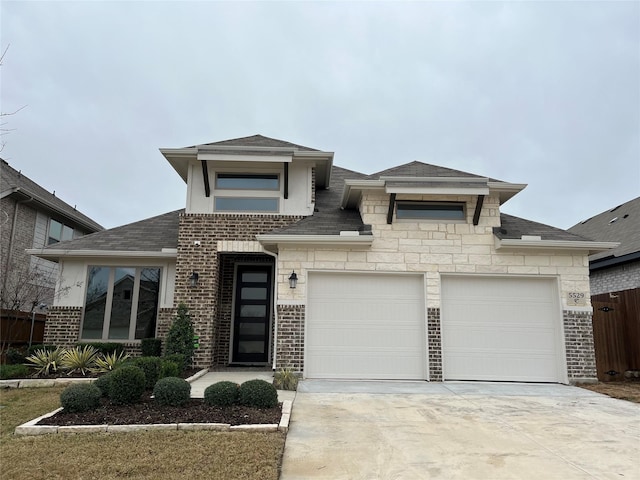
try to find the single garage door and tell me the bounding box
[306,272,425,380]
[441,276,564,383]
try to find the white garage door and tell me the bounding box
[441,276,564,383]
[306,272,426,380]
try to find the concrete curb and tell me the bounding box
[185,368,209,383]
[14,399,293,436]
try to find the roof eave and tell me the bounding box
[256,233,374,249]
[487,182,528,204]
[27,248,178,261]
[495,238,619,252]
[341,180,386,209]
[159,148,197,182]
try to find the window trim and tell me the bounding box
[215,173,280,191]
[395,201,467,222]
[212,170,282,213]
[48,218,74,245]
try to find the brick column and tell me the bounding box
[427,307,442,381]
[563,310,597,382]
[276,304,305,373]
[44,306,82,347]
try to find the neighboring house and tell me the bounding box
[568,197,639,380]
[1,159,103,312]
[29,135,616,383]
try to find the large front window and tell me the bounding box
[81,266,161,340]
[214,172,280,213]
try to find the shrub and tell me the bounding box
[133,356,162,388]
[27,344,57,357]
[204,381,239,407]
[94,372,113,397]
[0,364,30,379]
[24,347,64,376]
[273,367,299,391]
[60,345,99,376]
[163,354,186,373]
[109,366,146,405]
[153,377,191,406]
[165,304,195,368]
[76,342,125,356]
[141,338,162,357]
[159,360,180,379]
[60,383,102,413]
[5,348,26,365]
[92,350,130,374]
[238,379,278,408]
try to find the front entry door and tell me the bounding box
[232,265,272,363]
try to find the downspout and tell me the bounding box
[2,190,34,303]
[263,248,279,371]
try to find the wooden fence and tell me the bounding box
[591,288,640,382]
[0,309,46,349]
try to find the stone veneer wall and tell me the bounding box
[174,213,302,368]
[427,308,442,381]
[44,306,82,347]
[276,304,305,372]
[563,310,597,381]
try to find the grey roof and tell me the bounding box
[1,159,103,232]
[568,196,640,263]
[189,134,318,151]
[44,209,182,252]
[368,161,503,182]
[493,213,591,242]
[268,166,370,235]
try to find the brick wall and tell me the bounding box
[174,213,302,368]
[563,309,597,382]
[276,304,305,372]
[427,308,442,381]
[590,261,640,296]
[44,306,82,347]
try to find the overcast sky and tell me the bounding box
[2,1,638,230]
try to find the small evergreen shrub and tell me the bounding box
[153,377,191,406]
[163,354,186,373]
[238,379,278,408]
[273,367,299,391]
[60,383,102,413]
[94,372,113,397]
[76,342,125,356]
[5,348,26,365]
[60,345,99,376]
[0,364,30,379]
[141,338,162,357]
[204,381,239,407]
[159,360,180,379]
[133,356,162,388]
[27,344,57,357]
[109,366,146,404]
[92,350,130,374]
[25,347,64,376]
[165,304,195,368]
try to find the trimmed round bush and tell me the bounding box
[204,381,239,407]
[238,379,278,408]
[109,366,146,405]
[133,356,162,388]
[159,360,180,379]
[153,377,191,406]
[94,372,113,397]
[60,383,102,413]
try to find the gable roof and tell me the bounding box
[189,134,318,151]
[568,196,640,266]
[495,213,590,242]
[368,160,503,182]
[1,159,103,232]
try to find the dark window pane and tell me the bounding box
[241,287,267,300]
[240,305,267,317]
[108,268,135,339]
[82,266,109,339]
[239,322,266,335]
[48,219,63,245]
[62,225,74,241]
[238,341,265,354]
[242,272,268,283]
[215,197,278,212]
[396,203,465,220]
[216,173,278,190]
[135,268,160,339]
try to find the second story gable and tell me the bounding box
[160,135,334,216]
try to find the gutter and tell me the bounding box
[256,233,374,248]
[495,238,619,252]
[26,248,178,261]
[262,248,280,371]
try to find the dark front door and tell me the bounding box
[232,265,272,363]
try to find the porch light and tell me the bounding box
[288,271,298,289]
[189,271,199,288]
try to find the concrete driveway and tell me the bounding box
[280,381,640,480]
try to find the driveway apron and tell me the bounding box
[280,381,640,480]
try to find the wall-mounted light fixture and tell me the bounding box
[288,270,298,289]
[189,271,199,288]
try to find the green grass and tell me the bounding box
[0,387,285,480]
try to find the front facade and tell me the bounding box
[31,136,615,383]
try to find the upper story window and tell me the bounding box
[396,201,466,221]
[48,219,74,245]
[214,173,280,213]
[216,173,279,190]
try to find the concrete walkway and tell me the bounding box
[281,380,640,480]
[189,371,296,403]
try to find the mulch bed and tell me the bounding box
[37,393,282,426]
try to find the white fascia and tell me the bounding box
[341,179,386,209]
[159,147,197,182]
[26,248,178,261]
[487,182,527,204]
[386,186,490,195]
[494,238,619,253]
[256,234,374,248]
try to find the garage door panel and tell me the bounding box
[306,272,425,380]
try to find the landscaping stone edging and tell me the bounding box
[14,400,293,435]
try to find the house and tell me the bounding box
[28,135,616,383]
[1,159,103,312]
[568,197,639,380]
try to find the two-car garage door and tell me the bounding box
[305,272,564,382]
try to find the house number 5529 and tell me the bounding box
[568,292,586,305]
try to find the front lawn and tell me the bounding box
[0,387,285,480]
